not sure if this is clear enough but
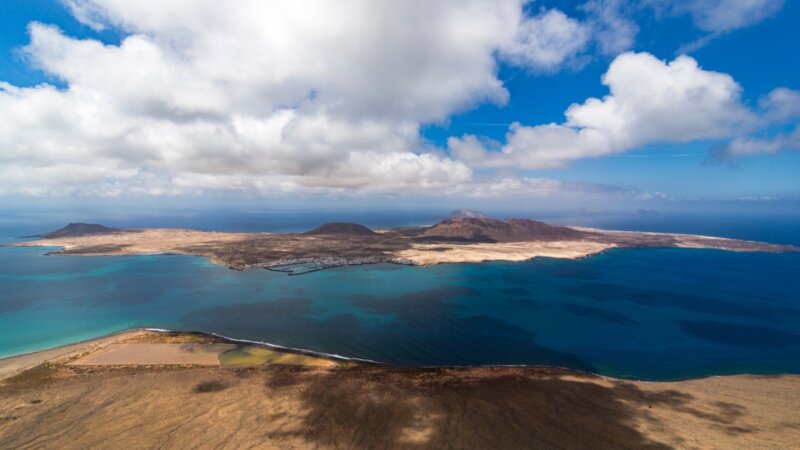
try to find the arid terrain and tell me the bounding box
[0,330,798,449]
[11,218,798,272]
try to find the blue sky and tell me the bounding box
[422,1,800,200]
[0,0,798,212]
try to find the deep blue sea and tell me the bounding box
[1,209,799,380]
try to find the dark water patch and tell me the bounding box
[360,314,596,371]
[348,285,474,320]
[500,287,530,296]
[678,321,800,348]
[0,289,38,313]
[505,297,541,308]
[187,296,313,318]
[544,263,597,280]
[185,297,314,336]
[185,293,593,370]
[183,297,367,354]
[90,275,181,306]
[564,282,800,323]
[563,304,637,325]
[454,315,593,370]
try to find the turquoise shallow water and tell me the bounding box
[1,243,799,380]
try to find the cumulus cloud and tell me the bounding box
[0,0,633,199]
[714,128,800,159]
[759,88,800,124]
[1,1,787,199]
[0,1,522,196]
[499,9,591,72]
[711,88,800,161]
[450,52,754,168]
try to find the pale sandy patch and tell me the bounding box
[68,343,236,366]
[14,228,255,255]
[0,329,148,381]
[396,241,615,265]
[631,375,800,449]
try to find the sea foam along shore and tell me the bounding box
[6,327,793,384]
[0,327,384,381]
[0,327,610,381]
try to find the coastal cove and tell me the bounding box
[2,243,799,381]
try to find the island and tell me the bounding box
[10,217,798,274]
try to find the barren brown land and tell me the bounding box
[12,218,798,271]
[0,331,798,449]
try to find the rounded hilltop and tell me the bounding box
[39,223,121,238]
[303,222,376,236]
[419,217,587,243]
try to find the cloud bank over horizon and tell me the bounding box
[0,0,796,200]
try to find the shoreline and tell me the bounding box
[3,327,798,384]
[0,329,150,381]
[8,222,797,272]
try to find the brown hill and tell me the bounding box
[304,222,376,236]
[41,223,121,239]
[417,218,587,243]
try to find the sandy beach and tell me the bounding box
[1,331,799,449]
[0,329,150,381]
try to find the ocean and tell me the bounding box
[1,210,799,380]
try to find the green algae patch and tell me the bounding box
[218,346,337,367]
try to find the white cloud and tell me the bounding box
[679,0,784,33]
[710,88,800,161]
[1,0,630,199]
[3,1,787,199]
[499,9,591,72]
[759,88,800,124]
[580,0,639,55]
[642,0,784,53]
[450,52,754,168]
[448,176,636,198]
[2,1,529,196]
[642,0,784,36]
[716,127,800,158]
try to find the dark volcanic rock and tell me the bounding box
[304,222,376,236]
[418,218,587,243]
[40,223,121,238]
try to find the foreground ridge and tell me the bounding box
[1,329,798,449]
